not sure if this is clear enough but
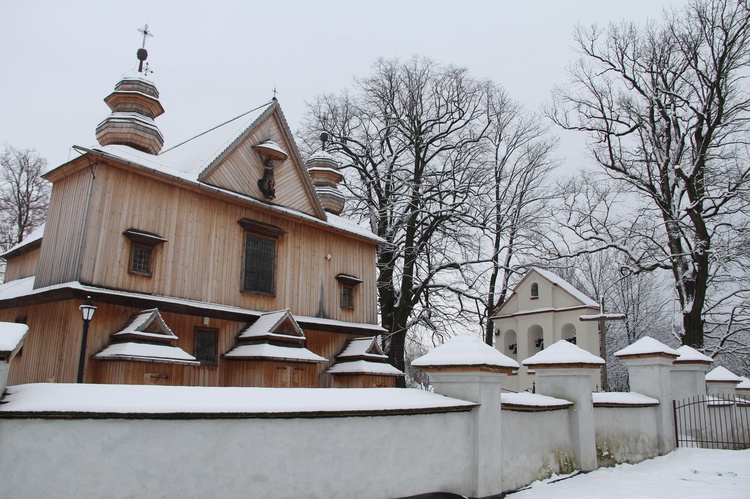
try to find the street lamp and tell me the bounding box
[77,296,97,383]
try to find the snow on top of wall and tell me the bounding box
[737,377,750,389]
[326,360,404,376]
[531,268,599,308]
[93,342,198,365]
[705,366,742,383]
[0,223,45,258]
[411,334,519,369]
[0,383,476,415]
[523,339,604,366]
[614,337,679,358]
[0,322,28,355]
[674,345,713,363]
[500,392,573,408]
[224,343,327,363]
[592,392,659,406]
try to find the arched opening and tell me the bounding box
[530,282,539,299]
[528,324,543,354]
[504,329,517,359]
[562,323,577,345]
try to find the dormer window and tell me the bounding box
[336,274,363,310]
[530,282,539,299]
[123,229,167,277]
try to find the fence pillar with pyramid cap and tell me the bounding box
[523,339,604,472]
[411,334,518,498]
[0,323,28,397]
[614,337,678,454]
[705,366,742,397]
[736,377,750,400]
[671,345,713,401]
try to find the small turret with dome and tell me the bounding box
[306,131,346,215]
[95,25,165,155]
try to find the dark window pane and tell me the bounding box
[195,328,218,364]
[132,245,152,274]
[244,234,276,294]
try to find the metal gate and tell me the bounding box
[673,395,750,449]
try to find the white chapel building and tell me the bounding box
[492,268,601,392]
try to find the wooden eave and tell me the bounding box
[523,362,604,370]
[417,364,518,374]
[673,359,713,366]
[593,401,659,408]
[501,402,573,412]
[0,283,379,336]
[64,147,379,245]
[615,352,679,361]
[1,238,41,260]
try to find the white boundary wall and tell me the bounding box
[0,412,475,499]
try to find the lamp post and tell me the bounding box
[77,296,97,383]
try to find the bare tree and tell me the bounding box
[547,0,750,348]
[0,145,50,251]
[302,58,491,380]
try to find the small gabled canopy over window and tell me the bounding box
[93,309,199,365]
[123,229,166,277]
[224,309,327,363]
[530,282,539,299]
[327,336,404,377]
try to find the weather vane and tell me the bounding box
[136,24,154,73]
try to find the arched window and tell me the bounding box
[528,325,543,352]
[530,282,539,299]
[562,323,577,345]
[504,329,517,359]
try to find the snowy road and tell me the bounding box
[506,448,750,498]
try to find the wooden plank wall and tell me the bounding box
[35,163,94,288]
[3,300,368,388]
[3,248,40,282]
[76,161,378,324]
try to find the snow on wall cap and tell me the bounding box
[0,322,28,359]
[614,337,679,359]
[705,366,743,383]
[737,377,750,389]
[523,339,604,367]
[411,334,519,371]
[674,345,713,364]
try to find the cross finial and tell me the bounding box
[138,24,153,49]
[272,86,278,101]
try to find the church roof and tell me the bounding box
[530,268,599,308]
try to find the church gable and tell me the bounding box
[495,268,598,316]
[199,104,325,219]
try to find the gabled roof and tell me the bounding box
[326,336,404,377]
[237,309,304,341]
[0,224,45,259]
[111,309,177,342]
[337,336,387,361]
[224,343,327,363]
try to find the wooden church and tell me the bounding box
[0,37,402,389]
[491,268,603,392]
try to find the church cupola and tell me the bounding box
[306,132,345,215]
[95,25,165,155]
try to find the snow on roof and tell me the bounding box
[523,339,605,367]
[326,360,404,376]
[0,224,45,258]
[0,322,28,356]
[112,309,177,341]
[93,342,199,365]
[224,343,327,363]
[737,377,750,390]
[0,278,383,336]
[705,366,743,383]
[614,337,679,358]
[674,345,713,364]
[531,267,599,308]
[0,383,476,416]
[411,334,519,370]
[337,337,387,360]
[592,392,659,407]
[237,309,303,340]
[500,392,573,410]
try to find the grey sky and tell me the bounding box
[1,1,683,171]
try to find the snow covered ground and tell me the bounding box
[507,448,750,498]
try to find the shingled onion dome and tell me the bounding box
[95,76,165,154]
[96,28,165,155]
[306,150,345,215]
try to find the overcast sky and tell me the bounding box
[1,1,684,172]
